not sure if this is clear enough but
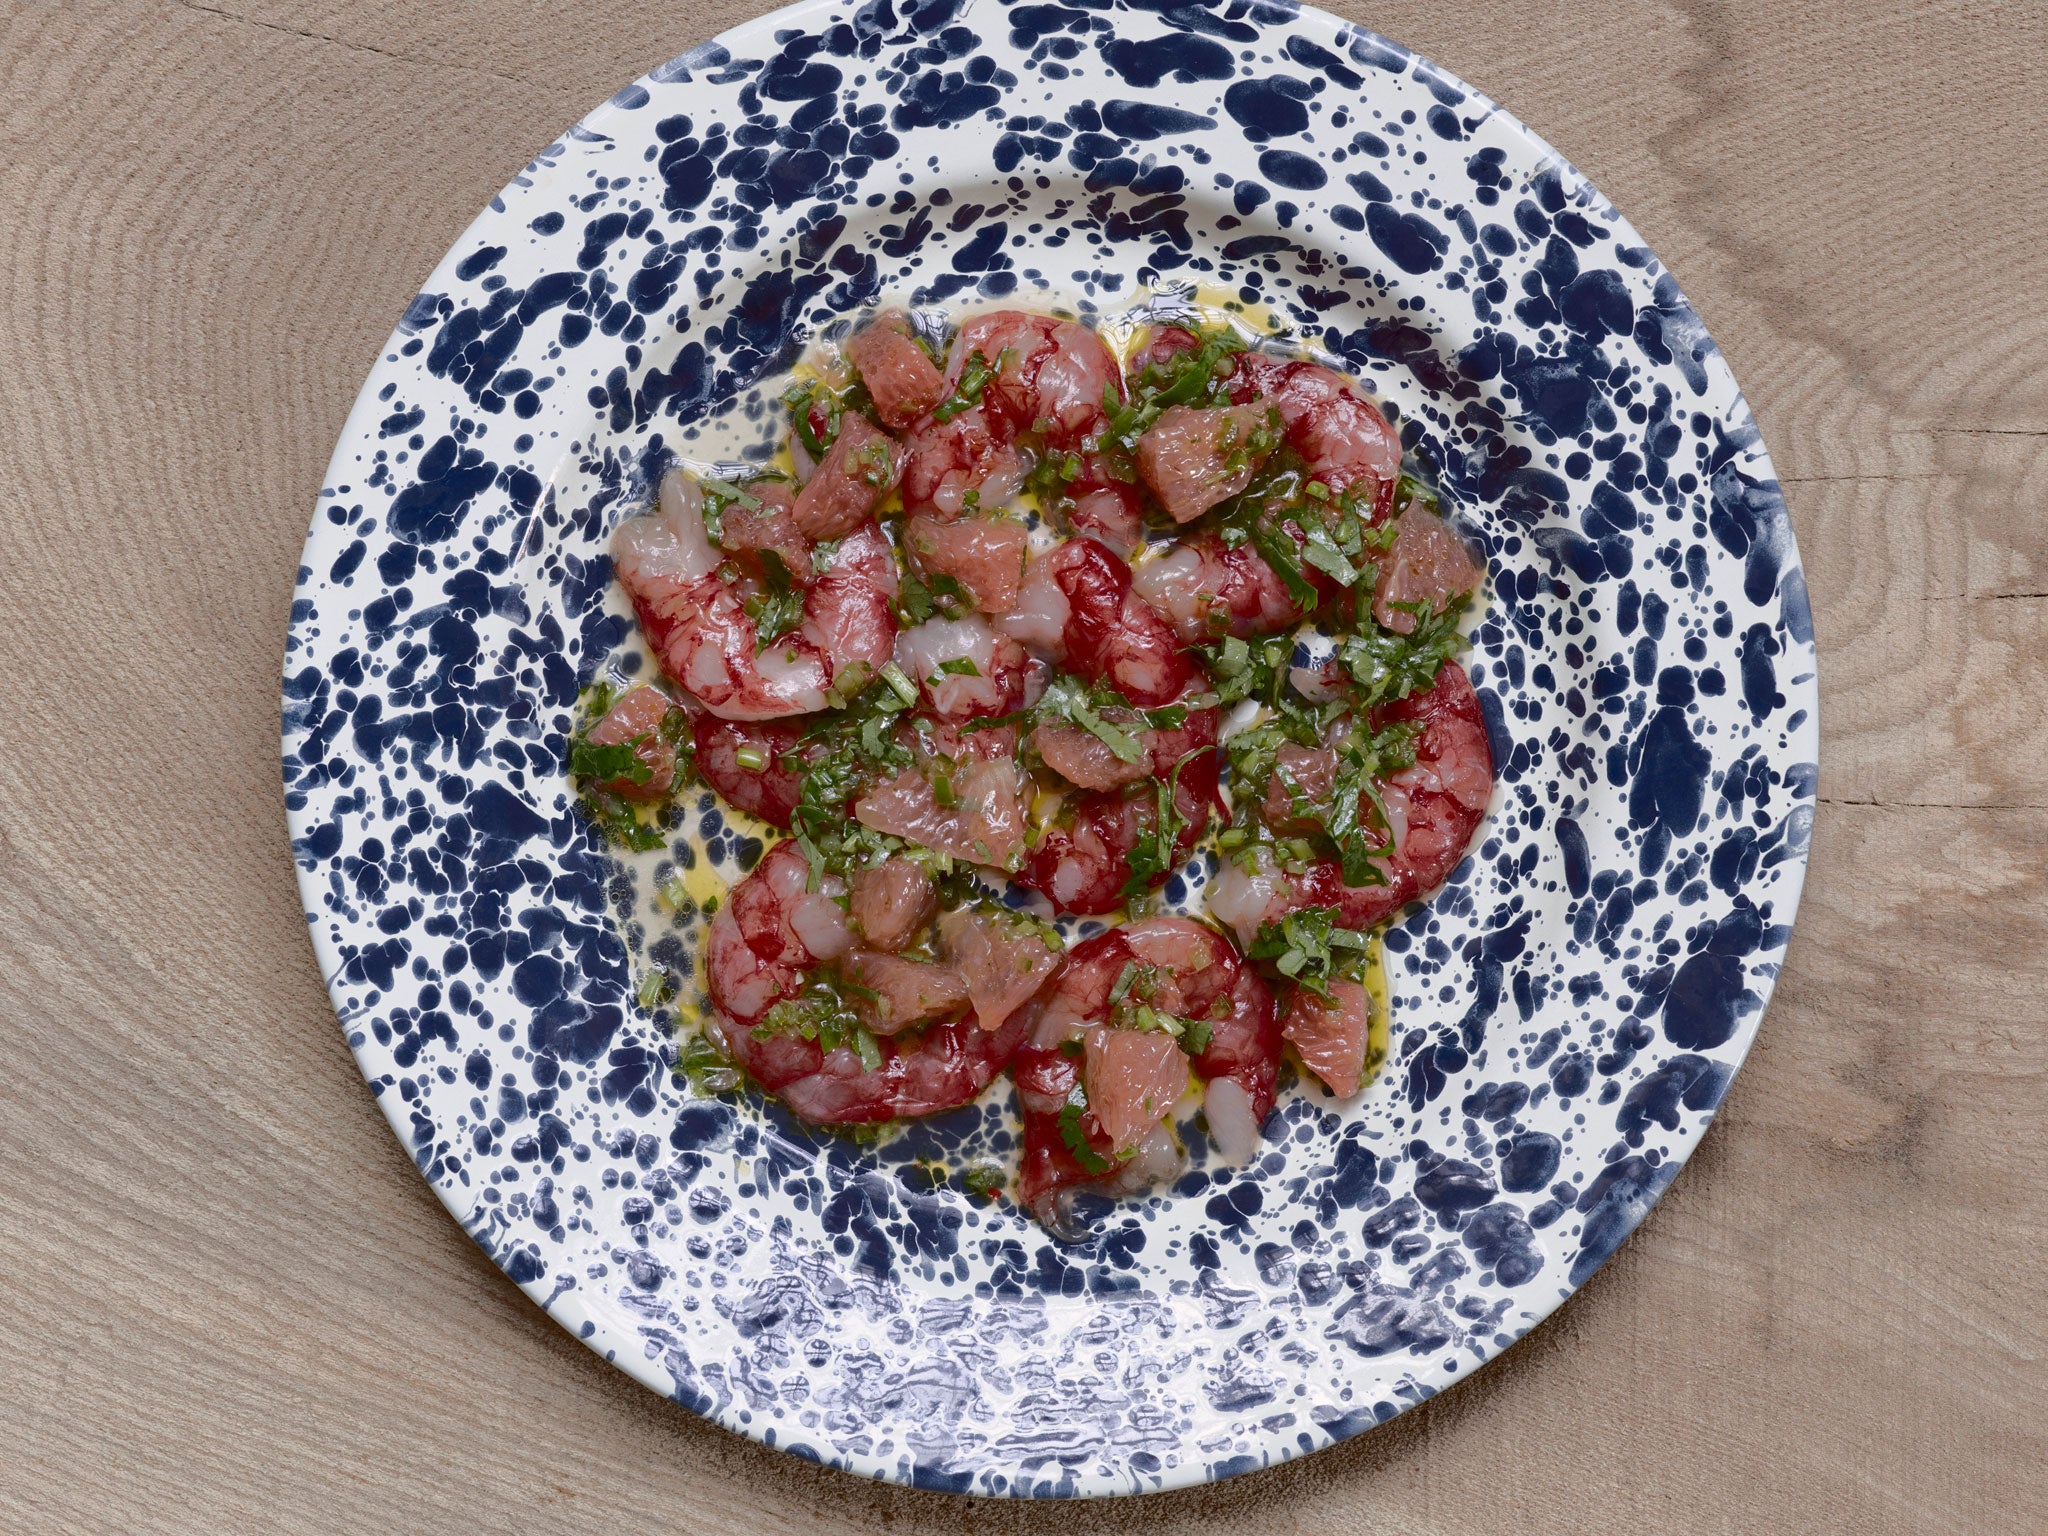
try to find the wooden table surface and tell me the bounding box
[3,1,2044,1530]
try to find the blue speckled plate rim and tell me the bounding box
[285,0,1817,1497]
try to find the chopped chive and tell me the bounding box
[880,662,919,705]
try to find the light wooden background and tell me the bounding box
[2,2,2043,1531]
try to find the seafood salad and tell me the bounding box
[570,304,1493,1237]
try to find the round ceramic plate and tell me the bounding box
[284,0,1816,1499]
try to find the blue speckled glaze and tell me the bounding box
[283,0,1816,1499]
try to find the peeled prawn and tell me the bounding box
[1131,532,1309,644]
[1229,353,1402,507]
[704,841,1033,1124]
[1209,660,1495,938]
[611,472,895,721]
[1012,918,1279,1236]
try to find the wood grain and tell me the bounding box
[1,1,2043,1531]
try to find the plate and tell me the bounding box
[283,0,1816,1498]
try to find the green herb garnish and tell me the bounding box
[1098,327,1247,480]
[569,736,651,786]
[1057,1082,1112,1173]
[931,348,1000,424]
[676,1031,743,1095]
[1248,906,1373,997]
[753,974,885,1072]
[895,567,971,626]
[741,548,805,653]
[963,1162,1007,1200]
[1333,599,1470,710]
[783,676,917,884]
[1120,751,1198,900]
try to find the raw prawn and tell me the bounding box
[892,613,1034,723]
[1012,918,1279,1235]
[1036,537,1203,707]
[1010,538,1224,914]
[898,405,1027,522]
[1130,350,1407,640]
[953,311,1142,550]
[1208,660,1495,939]
[1016,750,1220,915]
[899,311,1144,552]
[704,841,1032,1123]
[1131,531,1309,644]
[691,717,806,829]
[1228,353,1402,507]
[612,472,894,720]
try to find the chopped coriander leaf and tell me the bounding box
[1321,729,1418,886]
[894,567,971,626]
[753,973,885,1072]
[1224,713,1416,879]
[1301,528,1360,586]
[1057,1082,1112,1173]
[1120,752,1198,900]
[1334,597,1470,709]
[577,791,668,852]
[1213,449,1390,609]
[1026,448,1084,501]
[784,677,917,882]
[1250,518,1321,609]
[930,656,981,680]
[699,476,763,513]
[569,736,652,785]
[1248,906,1372,996]
[743,549,805,652]
[1033,673,1144,762]
[1179,1014,1214,1055]
[1394,472,1438,515]
[780,380,843,458]
[1108,960,1157,1009]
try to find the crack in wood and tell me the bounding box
[1818,797,2048,812]
[169,0,559,93]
